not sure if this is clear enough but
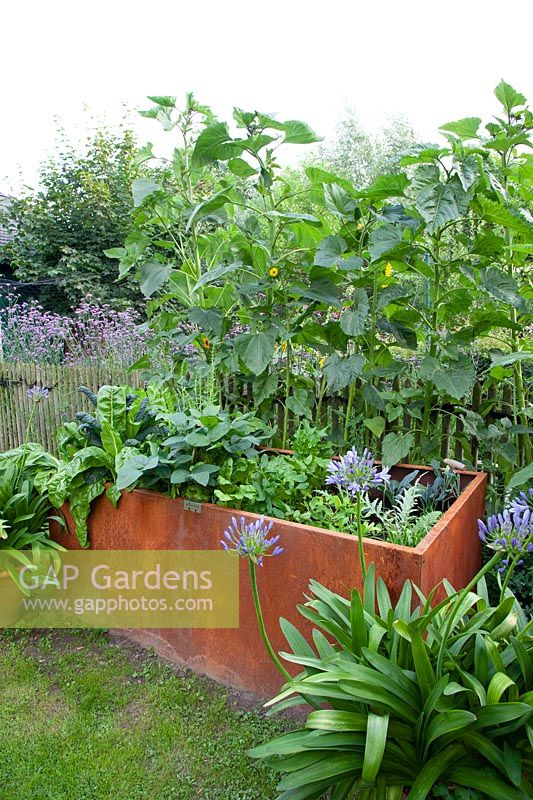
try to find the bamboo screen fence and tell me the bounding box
[0,361,527,465]
[0,362,142,453]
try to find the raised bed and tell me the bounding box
[53,463,487,698]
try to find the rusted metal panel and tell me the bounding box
[53,464,486,699]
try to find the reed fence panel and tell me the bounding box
[0,362,142,453]
[0,362,528,466]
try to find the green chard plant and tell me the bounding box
[49,384,166,545]
[50,383,270,545]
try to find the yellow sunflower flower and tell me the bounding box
[381,261,393,287]
[200,336,211,350]
[268,266,279,278]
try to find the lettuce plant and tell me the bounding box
[215,421,334,517]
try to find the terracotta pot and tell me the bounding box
[52,463,487,699]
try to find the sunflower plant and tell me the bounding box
[111,94,356,447]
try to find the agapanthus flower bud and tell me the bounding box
[509,488,533,514]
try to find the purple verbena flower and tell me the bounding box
[220,516,284,566]
[1,293,150,367]
[326,447,390,497]
[26,385,49,403]
[478,507,533,570]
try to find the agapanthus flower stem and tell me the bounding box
[16,403,37,486]
[248,560,292,683]
[248,560,321,711]
[24,404,36,445]
[499,551,523,601]
[355,492,366,581]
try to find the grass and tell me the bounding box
[0,629,288,800]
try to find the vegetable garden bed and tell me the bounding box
[53,463,486,698]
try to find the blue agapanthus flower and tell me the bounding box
[26,385,49,403]
[510,488,533,514]
[326,447,390,496]
[478,507,533,571]
[221,516,284,566]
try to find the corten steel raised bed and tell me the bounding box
[53,463,487,699]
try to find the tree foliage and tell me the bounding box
[2,126,141,310]
[317,109,418,187]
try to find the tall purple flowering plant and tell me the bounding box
[0,294,149,367]
[65,301,149,366]
[220,515,289,681]
[1,295,68,364]
[326,447,390,579]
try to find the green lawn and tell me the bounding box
[0,629,287,800]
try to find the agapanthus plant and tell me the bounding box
[430,500,533,677]
[326,447,390,496]
[326,447,390,579]
[26,386,49,403]
[220,515,292,684]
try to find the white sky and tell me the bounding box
[2,0,533,194]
